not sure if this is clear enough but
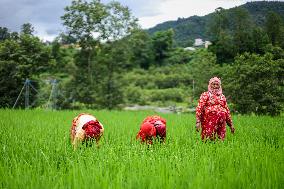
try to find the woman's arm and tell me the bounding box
[196,92,208,125]
[223,96,235,133]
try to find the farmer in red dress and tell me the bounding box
[70,113,104,149]
[136,115,166,144]
[195,77,235,141]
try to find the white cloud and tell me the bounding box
[137,0,253,29]
[0,0,278,41]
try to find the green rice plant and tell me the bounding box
[0,110,283,189]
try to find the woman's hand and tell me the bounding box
[196,122,201,132]
[230,126,235,134]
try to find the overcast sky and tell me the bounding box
[0,0,280,41]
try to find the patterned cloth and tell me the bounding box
[196,78,233,140]
[70,113,104,146]
[201,111,227,140]
[136,115,166,144]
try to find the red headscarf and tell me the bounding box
[155,124,166,139]
[136,122,157,144]
[82,120,102,140]
[208,77,222,96]
[137,115,167,144]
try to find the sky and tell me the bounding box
[0,0,280,41]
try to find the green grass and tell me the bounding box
[0,109,283,189]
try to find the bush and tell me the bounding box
[224,51,284,116]
[148,88,185,103]
[124,86,147,105]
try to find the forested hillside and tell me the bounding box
[147,1,284,47]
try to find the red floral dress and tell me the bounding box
[196,92,233,140]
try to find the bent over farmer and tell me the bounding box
[136,115,166,144]
[70,113,104,149]
[196,77,235,141]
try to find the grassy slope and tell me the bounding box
[0,110,283,189]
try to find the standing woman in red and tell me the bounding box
[136,115,166,144]
[195,77,235,141]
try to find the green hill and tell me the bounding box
[147,1,284,47]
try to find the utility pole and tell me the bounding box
[47,79,57,109]
[13,79,38,109]
[192,79,195,101]
[13,81,26,109]
[25,79,30,109]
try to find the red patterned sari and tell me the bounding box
[196,91,233,140]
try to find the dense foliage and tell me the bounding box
[220,47,284,115]
[148,1,284,47]
[0,0,283,115]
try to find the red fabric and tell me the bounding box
[82,120,102,140]
[70,113,103,144]
[71,113,93,140]
[155,124,166,139]
[196,91,233,141]
[136,122,156,144]
[196,91,232,126]
[137,115,167,144]
[142,115,166,126]
[201,111,227,140]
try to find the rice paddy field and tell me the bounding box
[0,109,283,189]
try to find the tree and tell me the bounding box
[61,0,107,83]
[224,52,284,116]
[265,11,283,46]
[0,61,22,107]
[0,35,53,108]
[10,32,19,40]
[100,1,138,41]
[232,8,253,54]
[208,7,262,63]
[61,0,138,108]
[251,26,270,54]
[187,49,218,98]
[152,29,174,66]
[0,27,10,41]
[95,42,126,109]
[50,39,75,73]
[207,7,229,42]
[17,35,52,77]
[21,23,34,35]
[57,33,77,45]
[127,29,154,69]
[65,48,96,108]
[207,8,235,63]
[61,0,137,83]
[163,47,192,65]
[208,31,236,64]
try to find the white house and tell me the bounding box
[193,38,204,46]
[193,38,212,48]
[204,41,212,48]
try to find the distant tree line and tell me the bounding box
[148,1,284,47]
[0,0,283,115]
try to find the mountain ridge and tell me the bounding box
[147,1,284,47]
